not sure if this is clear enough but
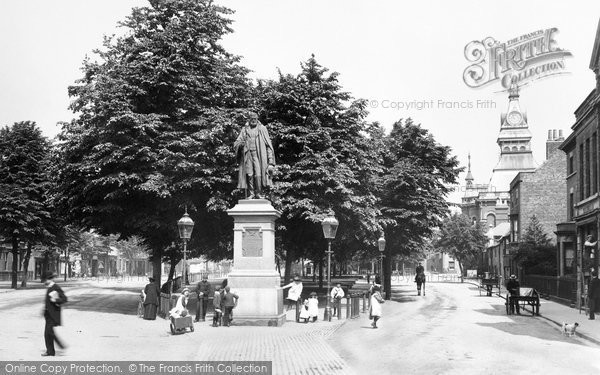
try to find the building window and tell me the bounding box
[586,138,591,198]
[511,218,519,242]
[580,143,585,199]
[569,192,574,220]
[568,152,574,174]
[486,213,496,228]
[448,261,455,271]
[593,133,598,194]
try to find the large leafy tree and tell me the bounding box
[435,213,488,277]
[0,121,53,289]
[258,56,381,284]
[55,0,252,283]
[377,119,462,297]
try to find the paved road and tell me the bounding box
[1,280,599,375]
[332,282,600,375]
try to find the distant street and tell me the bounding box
[1,280,599,374]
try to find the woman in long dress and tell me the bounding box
[369,285,385,328]
[143,277,160,320]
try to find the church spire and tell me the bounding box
[465,153,474,187]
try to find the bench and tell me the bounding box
[506,287,540,316]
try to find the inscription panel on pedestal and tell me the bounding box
[242,228,263,257]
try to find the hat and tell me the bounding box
[42,271,57,281]
[202,274,208,280]
[310,291,317,297]
[510,275,517,280]
[247,112,259,120]
[293,276,301,282]
[148,277,155,282]
[181,288,190,294]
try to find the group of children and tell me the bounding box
[168,285,238,327]
[298,292,320,323]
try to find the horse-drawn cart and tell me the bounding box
[506,287,540,316]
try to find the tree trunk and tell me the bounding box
[318,260,324,289]
[11,233,19,289]
[20,242,32,288]
[151,250,162,289]
[284,248,293,284]
[64,246,69,282]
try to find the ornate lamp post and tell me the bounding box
[378,235,386,294]
[177,208,195,286]
[321,213,339,322]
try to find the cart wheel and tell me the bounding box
[170,323,175,335]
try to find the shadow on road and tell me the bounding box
[476,320,587,346]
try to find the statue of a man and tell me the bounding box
[234,112,275,199]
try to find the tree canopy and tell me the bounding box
[0,121,53,288]
[54,0,252,281]
[435,213,488,276]
[257,56,381,283]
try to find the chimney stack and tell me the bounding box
[546,129,564,159]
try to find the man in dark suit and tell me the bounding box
[589,271,600,320]
[42,271,67,356]
[195,275,213,322]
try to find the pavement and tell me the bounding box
[458,279,600,346]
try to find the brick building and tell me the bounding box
[556,18,600,307]
[509,130,566,245]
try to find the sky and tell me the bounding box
[1,1,600,204]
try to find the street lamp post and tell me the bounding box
[177,208,195,287]
[321,213,339,322]
[378,235,386,295]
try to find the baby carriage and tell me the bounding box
[169,310,194,334]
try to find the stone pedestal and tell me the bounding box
[226,199,285,326]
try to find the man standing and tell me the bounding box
[589,271,600,320]
[234,112,275,199]
[195,275,213,322]
[221,286,239,327]
[42,271,67,356]
[506,274,520,315]
[331,283,345,317]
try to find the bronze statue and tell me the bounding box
[234,112,275,199]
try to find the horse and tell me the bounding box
[415,273,426,296]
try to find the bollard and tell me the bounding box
[362,292,367,313]
[346,296,351,319]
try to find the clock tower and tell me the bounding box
[488,78,537,192]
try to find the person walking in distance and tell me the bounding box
[195,275,213,322]
[588,271,600,320]
[42,271,67,356]
[221,286,239,327]
[331,283,345,317]
[506,275,521,315]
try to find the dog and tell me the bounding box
[561,322,579,337]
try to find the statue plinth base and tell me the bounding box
[227,199,285,326]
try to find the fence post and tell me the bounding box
[362,292,367,313]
